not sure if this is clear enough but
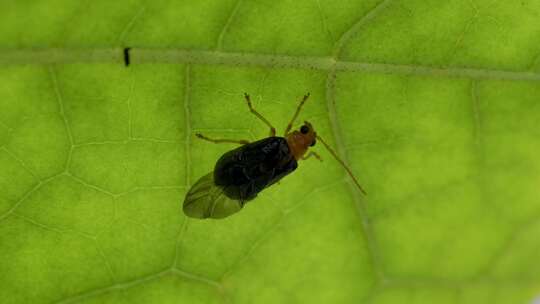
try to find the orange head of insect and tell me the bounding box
[286,121,317,160]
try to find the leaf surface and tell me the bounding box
[1,1,540,303]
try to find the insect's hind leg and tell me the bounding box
[195,133,250,145]
[284,93,310,136]
[244,93,276,137]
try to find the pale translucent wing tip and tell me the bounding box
[183,172,243,219]
[183,173,212,218]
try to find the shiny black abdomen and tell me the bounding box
[213,137,298,202]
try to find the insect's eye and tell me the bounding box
[300,125,309,134]
[310,139,316,147]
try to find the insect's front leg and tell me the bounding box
[244,93,276,137]
[195,133,250,145]
[302,151,323,162]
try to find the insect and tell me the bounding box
[183,93,366,219]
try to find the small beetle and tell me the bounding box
[183,93,366,219]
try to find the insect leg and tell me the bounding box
[244,93,276,137]
[302,151,323,162]
[195,133,250,145]
[284,93,310,136]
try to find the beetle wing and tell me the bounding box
[214,137,298,201]
[183,172,243,219]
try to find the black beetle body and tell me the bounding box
[214,136,297,203]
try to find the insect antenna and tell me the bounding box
[316,135,367,195]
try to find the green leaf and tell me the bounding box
[1,1,540,303]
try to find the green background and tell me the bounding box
[1,0,540,303]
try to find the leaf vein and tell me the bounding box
[220,215,285,279]
[1,49,539,81]
[0,174,61,222]
[216,0,243,51]
[333,0,394,58]
[173,63,193,268]
[325,72,385,282]
[54,269,171,304]
[117,6,146,45]
[1,146,39,179]
[12,212,96,239]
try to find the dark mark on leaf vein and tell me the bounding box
[123,47,131,66]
